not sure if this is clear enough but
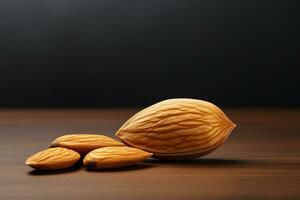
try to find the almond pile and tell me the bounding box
[25,98,236,171]
[26,134,151,170]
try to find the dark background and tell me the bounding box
[0,0,299,107]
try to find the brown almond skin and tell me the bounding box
[83,146,153,169]
[50,134,124,154]
[116,98,236,160]
[25,147,80,170]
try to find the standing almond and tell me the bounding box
[116,98,236,160]
[25,147,80,170]
[83,146,152,169]
[50,134,124,154]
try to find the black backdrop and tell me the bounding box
[0,0,299,107]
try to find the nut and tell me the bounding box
[50,134,124,154]
[83,146,152,169]
[25,147,80,170]
[116,98,236,160]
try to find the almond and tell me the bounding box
[25,147,80,170]
[83,146,152,169]
[50,134,124,154]
[116,98,236,160]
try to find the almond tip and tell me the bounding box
[49,142,59,148]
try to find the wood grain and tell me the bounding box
[0,108,299,200]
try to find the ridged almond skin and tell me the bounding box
[25,147,80,170]
[116,98,236,160]
[50,134,124,154]
[83,146,153,169]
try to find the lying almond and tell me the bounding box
[50,134,124,154]
[83,146,152,169]
[116,98,236,160]
[25,147,80,170]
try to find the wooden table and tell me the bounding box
[0,109,299,200]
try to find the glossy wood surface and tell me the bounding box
[0,109,299,200]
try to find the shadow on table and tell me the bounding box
[86,163,155,173]
[145,158,252,167]
[28,163,155,175]
[27,158,255,175]
[27,163,82,176]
